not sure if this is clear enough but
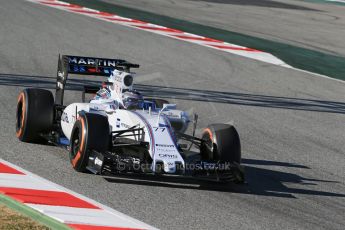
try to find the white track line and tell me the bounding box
[326,0,345,3]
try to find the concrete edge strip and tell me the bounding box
[24,0,291,68]
[0,159,157,230]
[326,0,345,4]
[0,194,72,230]
[289,66,345,84]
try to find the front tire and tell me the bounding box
[200,124,244,183]
[200,124,241,163]
[16,88,54,143]
[69,112,110,172]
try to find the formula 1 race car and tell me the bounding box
[15,55,244,183]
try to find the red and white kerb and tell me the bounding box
[0,160,157,230]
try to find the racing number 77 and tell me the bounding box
[153,127,165,132]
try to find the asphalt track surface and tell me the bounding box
[0,0,345,229]
[106,0,345,57]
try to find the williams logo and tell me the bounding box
[158,153,177,159]
[155,144,174,148]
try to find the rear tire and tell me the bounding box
[16,88,54,143]
[69,112,110,172]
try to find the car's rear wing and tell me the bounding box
[56,55,139,105]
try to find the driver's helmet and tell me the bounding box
[122,90,144,110]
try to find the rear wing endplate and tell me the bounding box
[55,55,139,105]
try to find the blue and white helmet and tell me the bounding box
[122,90,144,110]
[95,87,111,100]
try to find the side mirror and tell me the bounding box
[157,104,177,126]
[162,104,177,110]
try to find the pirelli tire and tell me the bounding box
[200,124,244,183]
[69,112,110,172]
[16,88,54,143]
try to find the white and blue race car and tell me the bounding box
[16,55,244,183]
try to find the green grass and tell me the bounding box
[0,195,71,230]
[0,203,50,230]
